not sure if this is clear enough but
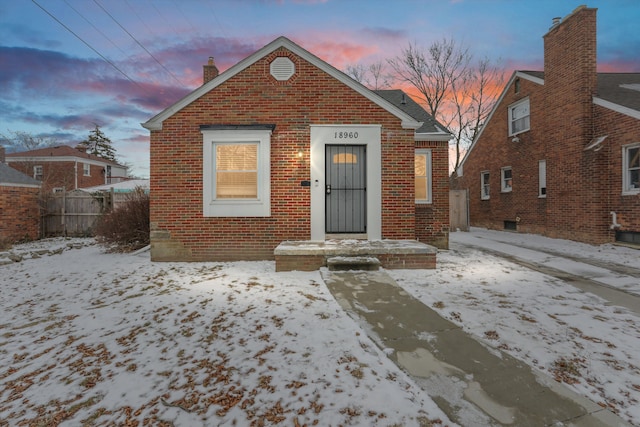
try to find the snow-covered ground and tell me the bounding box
[0,229,638,426]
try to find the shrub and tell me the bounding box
[95,186,149,252]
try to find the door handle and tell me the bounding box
[326,184,331,194]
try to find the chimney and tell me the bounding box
[0,146,5,163]
[76,145,87,153]
[550,16,562,29]
[203,56,219,84]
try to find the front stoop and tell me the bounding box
[274,239,437,272]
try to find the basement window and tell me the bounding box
[504,220,517,231]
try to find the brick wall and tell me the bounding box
[457,6,637,245]
[415,140,450,248]
[0,185,40,244]
[150,47,420,261]
[8,161,106,193]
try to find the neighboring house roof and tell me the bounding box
[0,162,41,188]
[374,90,452,141]
[460,69,640,170]
[142,36,423,132]
[79,179,149,193]
[5,145,125,167]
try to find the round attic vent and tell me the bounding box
[270,57,295,81]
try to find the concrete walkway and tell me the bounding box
[320,269,630,427]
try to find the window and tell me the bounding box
[83,163,90,176]
[509,98,530,136]
[202,126,272,217]
[481,171,490,200]
[501,167,512,192]
[538,160,547,197]
[415,149,432,203]
[33,165,43,180]
[623,143,640,194]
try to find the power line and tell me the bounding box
[63,0,129,59]
[31,0,144,91]
[93,0,186,89]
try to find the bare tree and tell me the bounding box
[0,130,58,152]
[345,61,393,90]
[388,38,504,174]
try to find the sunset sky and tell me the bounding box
[2,0,639,178]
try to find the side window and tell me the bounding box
[33,165,43,180]
[623,143,640,194]
[508,98,530,136]
[501,167,512,192]
[202,128,272,217]
[415,149,432,204]
[481,171,490,200]
[538,160,547,197]
[83,163,91,176]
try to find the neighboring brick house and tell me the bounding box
[0,147,41,244]
[5,145,128,193]
[457,6,640,245]
[143,36,451,262]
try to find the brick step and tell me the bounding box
[326,256,381,271]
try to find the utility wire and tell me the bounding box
[93,0,186,89]
[63,0,129,59]
[31,0,144,91]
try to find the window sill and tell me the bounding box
[622,190,639,196]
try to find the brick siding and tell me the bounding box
[457,6,639,245]
[150,47,427,261]
[0,186,40,243]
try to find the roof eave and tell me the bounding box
[415,132,452,142]
[593,96,640,119]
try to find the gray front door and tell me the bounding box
[325,145,366,233]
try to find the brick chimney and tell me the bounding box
[543,6,597,116]
[203,56,219,84]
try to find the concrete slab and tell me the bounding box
[320,269,631,427]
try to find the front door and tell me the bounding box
[325,145,366,233]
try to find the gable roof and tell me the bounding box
[5,145,124,167]
[0,162,41,188]
[142,36,422,132]
[374,90,452,141]
[460,69,640,171]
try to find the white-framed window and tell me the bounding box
[508,98,530,136]
[538,160,547,198]
[33,165,43,180]
[501,166,512,192]
[52,187,64,194]
[83,163,90,176]
[481,171,490,200]
[202,127,272,217]
[415,149,432,204]
[623,143,640,195]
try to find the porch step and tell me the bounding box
[326,256,381,271]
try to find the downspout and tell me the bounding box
[610,211,621,230]
[74,160,78,190]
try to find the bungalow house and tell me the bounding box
[456,6,640,246]
[0,147,42,244]
[143,36,451,267]
[6,145,128,194]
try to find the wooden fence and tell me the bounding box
[449,189,469,232]
[42,189,131,237]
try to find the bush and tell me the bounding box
[95,187,149,252]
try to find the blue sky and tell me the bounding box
[1,0,639,178]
